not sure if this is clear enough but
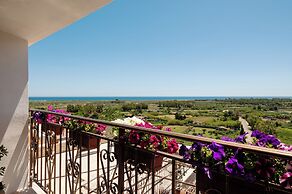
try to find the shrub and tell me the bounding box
[175,112,186,120]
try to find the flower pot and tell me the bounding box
[81,135,100,149]
[196,167,286,194]
[0,190,5,194]
[70,131,100,150]
[42,122,63,136]
[114,143,163,172]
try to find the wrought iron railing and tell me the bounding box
[29,109,292,194]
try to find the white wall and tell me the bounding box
[0,30,29,193]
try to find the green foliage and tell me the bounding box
[222,110,238,121]
[95,104,104,113]
[121,103,148,112]
[175,112,186,120]
[67,104,81,113]
[158,101,193,108]
[167,119,185,126]
[276,127,292,145]
[0,145,8,177]
[82,104,95,116]
[254,120,276,135]
[0,145,8,190]
[99,106,122,121]
[30,98,292,144]
[246,115,260,129]
[205,119,241,129]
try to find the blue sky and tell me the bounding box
[29,0,292,97]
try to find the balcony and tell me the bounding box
[29,109,292,194]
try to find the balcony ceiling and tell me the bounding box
[0,0,111,45]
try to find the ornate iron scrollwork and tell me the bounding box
[99,147,118,194]
[124,159,151,194]
[67,160,80,178]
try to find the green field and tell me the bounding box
[30,98,292,145]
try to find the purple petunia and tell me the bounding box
[251,130,265,139]
[32,111,44,123]
[252,130,281,148]
[179,144,191,160]
[235,133,248,143]
[225,157,245,176]
[208,142,225,161]
[190,142,204,152]
[221,136,235,142]
[256,135,281,148]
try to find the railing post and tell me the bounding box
[172,159,176,194]
[29,111,34,187]
[118,128,125,194]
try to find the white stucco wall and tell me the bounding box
[0,30,29,193]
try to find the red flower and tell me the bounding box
[149,135,160,149]
[129,131,140,144]
[96,124,106,134]
[167,139,179,154]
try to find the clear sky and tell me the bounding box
[29,0,292,97]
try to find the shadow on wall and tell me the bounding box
[0,84,29,192]
[0,31,29,193]
[0,84,29,193]
[3,120,29,193]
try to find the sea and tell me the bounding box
[29,96,292,102]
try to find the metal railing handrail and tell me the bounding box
[29,109,292,159]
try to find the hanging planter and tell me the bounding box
[195,167,282,194]
[179,131,292,194]
[65,119,106,150]
[112,117,179,172]
[70,130,101,149]
[42,122,63,136]
[114,143,163,172]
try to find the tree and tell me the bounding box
[96,104,104,113]
[255,120,276,135]
[175,112,186,120]
[83,104,95,115]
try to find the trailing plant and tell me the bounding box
[113,116,179,154]
[0,145,8,190]
[179,130,292,190]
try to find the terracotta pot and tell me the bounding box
[70,131,100,149]
[81,135,100,149]
[196,167,286,194]
[114,143,163,172]
[0,190,5,194]
[42,122,63,136]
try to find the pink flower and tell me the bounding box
[278,143,292,152]
[280,172,292,189]
[135,122,154,129]
[165,128,172,132]
[96,124,106,134]
[48,105,54,111]
[149,135,160,149]
[167,139,179,154]
[255,159,275,179]
[129,131,140,144]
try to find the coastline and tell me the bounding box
[29,96,292,102]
